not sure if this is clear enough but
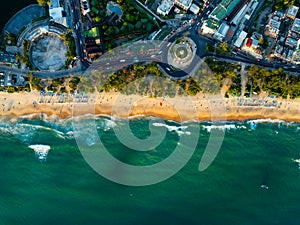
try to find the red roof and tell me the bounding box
[246,38,252,47]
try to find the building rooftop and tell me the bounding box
[218,23,230,36]
[205,18,220,29]
[275,45,284,55]
[247,0,259,17]
[50,0,60,8]
[210,0,245,21]
[246,38,252,47]
[225,28,235,40]
[201,18,220,35]
[175,0,193,9]
[227,0,245,14]
[291,18,300,34]
[292,46,300,63]
[157,0,174,16]
[49,7,63,20]
[286,5,299,19]
[189,3,200,14]
[230,4,247,25]
[234,30,247,48]
[286,37,298,46]
[268,19,281,29]
[49,0,67,27]
[228,0,249,23]
[213,23,230,41]
[252,38,258,48]
[210,6,227,21]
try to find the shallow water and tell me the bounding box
[0,116,300,224]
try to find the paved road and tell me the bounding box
[70,0,90,68]
[1,0,300,80]
[1,40,299,79]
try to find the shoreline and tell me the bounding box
[1,112,297,126]
[1,91,300,123]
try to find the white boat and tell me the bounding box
[261,184,269,190]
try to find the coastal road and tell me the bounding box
[1,48,299,79]
[70,0,90,69]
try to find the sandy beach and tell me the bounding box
[1,90,300,123]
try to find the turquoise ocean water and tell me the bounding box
[0,116,300,225]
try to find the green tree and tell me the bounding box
[36,0,50,6]
[273,0,295,10]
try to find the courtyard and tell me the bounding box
[30,33,67,71]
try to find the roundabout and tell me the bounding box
[175,46,188,59]
[167,37,197,70]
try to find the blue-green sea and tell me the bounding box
[0,116,300,225]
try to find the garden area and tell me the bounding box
[205,58,300,99]
[24,73,80,94]
[205,42,233,56]
[273,0,300,10]
[16,40,33,69]
[247,65,300,99]
[77,62,205,97]
[88,0,161,48]
[205,58,242,96]
[60,32,76,69]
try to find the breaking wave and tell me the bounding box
[28,144,51,162]
[152,122,191,135]
[201,124,247,132]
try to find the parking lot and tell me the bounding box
[0,71,26,87]
[0,52,17,66]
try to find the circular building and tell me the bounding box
[30,32,68,71]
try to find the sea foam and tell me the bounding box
[152,122,190,135]
[28,144,51,162]
[202,124,247,132]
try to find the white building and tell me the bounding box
[157,0,174,16]
[189,3,200,14]
[213,23,230,41]
[174,0,193,11]
[231,4,248,25]
[49,0,67,27]
[234,31,247,48]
